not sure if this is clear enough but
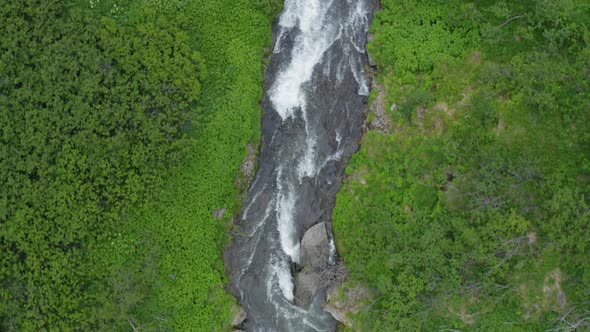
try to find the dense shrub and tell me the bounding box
[0,0,279,330]
[334,0,590,330]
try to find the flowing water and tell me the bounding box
[225,1,375,330]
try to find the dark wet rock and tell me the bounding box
[213,208,226,220]
[291,261,302,274]
[300,222,330,269]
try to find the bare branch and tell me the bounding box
[127,318,140,332]
[497,15,524,29]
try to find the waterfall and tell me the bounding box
[225,1,375,330]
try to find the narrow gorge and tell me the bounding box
[225,0,377,330]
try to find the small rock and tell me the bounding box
[300,222,330,269]
[213,208,226,220]
[527,232,537,244]
[231,305,247,327]
[557,291,567,308]
[368,51,376,67]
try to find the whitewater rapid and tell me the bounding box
[225,1,375,330]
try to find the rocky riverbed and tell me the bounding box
[225,1,378,330]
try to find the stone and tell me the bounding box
[367,51,377,67]
[300,222,330,269]
[367,82,390,134]
[231,304,247,327]
[213,208,226,220]
[557,291,567,308]
[237,143,257,192]
[294,268,321,309]
[367,33,376,67]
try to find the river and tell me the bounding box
[225,0,375,330]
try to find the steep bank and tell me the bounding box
[225,1,378,330]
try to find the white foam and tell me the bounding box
[315,149,343,179]
[347,0,370,95]
[335,58,344,83]
[276,167,301,263]
[267,254,295,302]
[242,184,267,220]
[249,198,275,236]
[328,238,336,265]
[297,108,318,181]
[303,318,324,332]
[350,53,369,95]
[270,0,339,120]
[275,260,295,301]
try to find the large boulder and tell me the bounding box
[293,268,321,309]
[300,222,330,269]
[294,222,331,309]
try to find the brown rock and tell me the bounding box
[213,208,226,220]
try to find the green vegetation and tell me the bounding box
[334,0,590,330]
[0,0,280,330]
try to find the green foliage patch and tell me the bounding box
[334,0,590,330]
[0,0,280,330]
